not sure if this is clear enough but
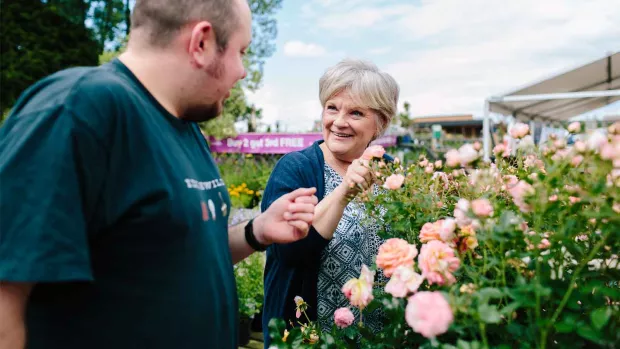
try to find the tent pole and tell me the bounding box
[483,99,491,161]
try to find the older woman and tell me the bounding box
[261,59,399,345]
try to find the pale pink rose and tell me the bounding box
[445,149,461,168]
[554,138,567,149]
[425,165,434,174]
[418,240,460,285]
[454,199,472,227]
[549,195,558,202]
[342,265,375,310]
[458,144,479,166]
[538,239,551,249]
[508,180,534,213]
[419,158,429,167]
[574,140,587,153]
[599,142,620,160]
[439,218,457,242]
[567,122,581,133]
[333,308,355,329]
[587,131,607,151]
[569,196,581,204]
[385,266,424,298]
[613,203,620,214]
[570,155,584,167]
[361,145,385,160]
[434,160,443,169]
[493,144,506,157]
[376,239,418,277]
[419,222,440,243]
[406,291,454,338]
[471,198,493,218]
[504,175,519,189]
[473,141,482,151]
[384,174,405,190]
[509,123,530,139]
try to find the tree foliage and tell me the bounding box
[1,0,99,116]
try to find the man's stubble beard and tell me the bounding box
[182,55,227,123]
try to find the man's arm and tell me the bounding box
[0,282,33,349]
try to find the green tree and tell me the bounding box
[200,0,282,137]
[398,101,413,128]
[1,0,99,118]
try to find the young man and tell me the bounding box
[0,0,317,348]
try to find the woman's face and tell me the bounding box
[322,90,379,162]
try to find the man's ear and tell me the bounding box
[188,21,216,68]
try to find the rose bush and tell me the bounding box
[268,122,620,349]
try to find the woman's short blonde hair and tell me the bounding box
[319,59,400,137]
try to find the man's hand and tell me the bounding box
[254,187,318,245]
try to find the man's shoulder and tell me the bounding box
[10,62,134,117]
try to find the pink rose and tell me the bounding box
[434,160,443,169]
[567,122,581,133]
[342,265,375,310]
[439,218,456,241]
[333,307,355,329]
[361,145,385,160]
[384,174,405,190]
[473,141,482,151]
[508,180,534,213]
[458,144,480,166]
[471,198,493,218]
[549,195,558,202]
[406,291,454,338]
[570,155,584,167]
[509,122,530,139]
[574,140,587,153]
[384,266,424,298]
[418,240,460,286]
[376,238,418,277]
[445,149,461,168]
[419,158,429,167]
[538,238,551,249]
[425,165,434,174]
[454,199,472,228]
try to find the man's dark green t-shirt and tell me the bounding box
[0,59,237,348]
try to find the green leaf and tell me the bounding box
[554,321,575,333]
[576,325,601,344]
[268,318,286,340]
[591,307,612,330]
[477,287,503,302]
[456,339,471,349]
[478,303,502,324]
[500,302,521,315]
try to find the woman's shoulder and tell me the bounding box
[275,141,324,171]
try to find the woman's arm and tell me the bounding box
[311,158,374,240]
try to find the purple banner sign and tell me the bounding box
[207,133,397,154]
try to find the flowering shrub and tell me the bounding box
[268,122,620,348]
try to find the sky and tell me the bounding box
[244,0,620,132]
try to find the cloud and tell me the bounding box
[383,0,620,116]
[283,41,327,57]
[368,47,392,55]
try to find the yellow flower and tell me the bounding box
[247,190,254,195]
[282,329,289,342]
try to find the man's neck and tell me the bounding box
[118,50,184,118]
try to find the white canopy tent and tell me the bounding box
[483,51,620,159]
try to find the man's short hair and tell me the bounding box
[131,0,239,50]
